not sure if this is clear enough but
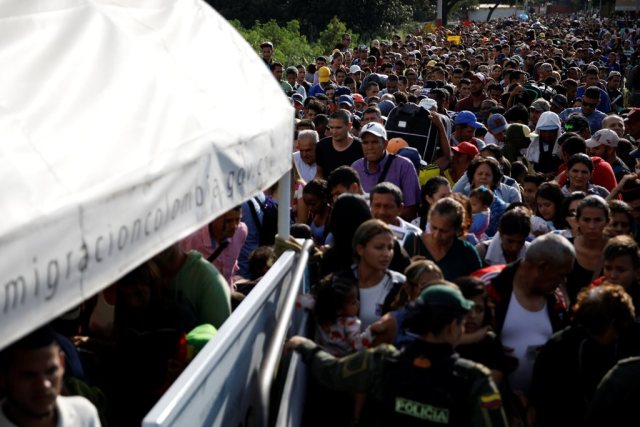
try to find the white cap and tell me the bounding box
[360,122,387,139]
[419,98,438,111]
[586,128,619,148]
[349,65,362,74]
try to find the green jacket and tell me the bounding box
[295,337,507,426]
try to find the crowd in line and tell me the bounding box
[4,12,640,427]
[275,12,640,427]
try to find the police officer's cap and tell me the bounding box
[418,284,474,313]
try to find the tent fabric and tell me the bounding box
[0,0,293,349]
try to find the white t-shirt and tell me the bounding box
[0,396,101,427]
[388,218,422,246]
[500,292,553,395]
[483,232,530,266]
[483,132,503,149]
[292,151,317,183]
[359,275,392,329]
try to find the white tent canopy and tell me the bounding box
[0,0,293,349]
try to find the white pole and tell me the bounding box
[277,170,291,240]
[437,0,443,27]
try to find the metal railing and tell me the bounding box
[142,239,312,427]
[257,239,313,426]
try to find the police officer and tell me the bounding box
[287,284,507,426]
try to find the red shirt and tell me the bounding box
[455,93,489,113]
[556,156,617,191]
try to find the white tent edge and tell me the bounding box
[0,0,294,350]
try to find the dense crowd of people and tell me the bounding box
[279,11,640,427]
[4,11,640,427]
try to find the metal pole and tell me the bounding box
[437,0,443,27]
[258,239,313,426]
[277,170,291,240]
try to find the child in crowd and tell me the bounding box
[302,179,331,245]
[390,259,443,310]
[590,235,640,317]
[314,274,374,357]
[469,185,493,240]
[313,274,374,425]
[532,182,566,236]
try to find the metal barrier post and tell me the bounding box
[257,239,313,426]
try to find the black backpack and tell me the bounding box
[385,103,439,163]
[247,196,278,246]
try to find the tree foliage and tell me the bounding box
[209,0,420,41]
[231,19,324,66]
[213,0,483,54]
[317,16,357,53]
[412,0,438,22]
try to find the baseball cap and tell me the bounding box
[291,93,304,105]
[338,94,354,107]
[564,114,590,133]
[586,128,619,148]
[349,64,363,74]
[454,111,484,128]
[387,137,409,154]
[397,147,427,172]
[451,141,479,157]
[353,93,366,104]
[360,122,387,139]
[318,66,331,83]
[419,88,431,98]
[379,100,396,116]
[335,86,352,97]
[530,98,551,112]
[487,114,508,134]
[286,66,298,75]
[419,98,437,110]
[470,72,486,82]
[186,324,217,360]
[551,94,568,110]
[418,284,474,312]
[260,41,273,48]
[426,59,437,67]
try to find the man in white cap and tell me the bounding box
[351,122,421,220]
[586,128,629,182]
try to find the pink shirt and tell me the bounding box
[179,222,248,288]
